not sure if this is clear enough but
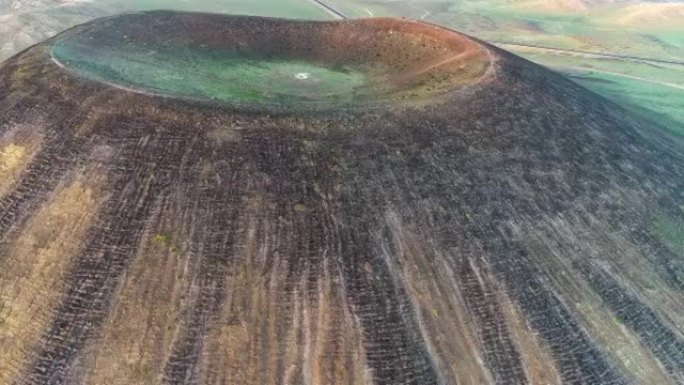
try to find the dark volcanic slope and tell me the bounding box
[1,10,683,385]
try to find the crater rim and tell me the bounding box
[49,11,493,112]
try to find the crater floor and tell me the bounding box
[50,12,490,108]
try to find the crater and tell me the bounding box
[50,11,491,109]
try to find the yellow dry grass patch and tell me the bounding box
[384,211,493,384]
[497,289,562,385]
[204,263,372,385]
[0,175,103,383]
[0,130,42,198]
[0,144,25,172]
[504,0,591,13]
[606,3,684,26]
[194,200,372,385]
[85,213,195,385]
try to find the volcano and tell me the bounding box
[1,10,683,385]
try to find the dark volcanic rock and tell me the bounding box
[0,10,683,385]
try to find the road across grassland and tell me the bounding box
[308,0,347,19]
[308,0,684,67]
[564,67,684,91]
[493,41,684,67]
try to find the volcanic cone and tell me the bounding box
[1,10,683,385]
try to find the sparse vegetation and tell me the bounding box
[654,214,684,255]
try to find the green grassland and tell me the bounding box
[570,72,684,136]
[654,213,684,257]
[110,0,330,19]
[509,48,684,135]
[325,0,684,135]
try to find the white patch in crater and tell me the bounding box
[294,72,310,80]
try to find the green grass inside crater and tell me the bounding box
[52,43,368,105]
